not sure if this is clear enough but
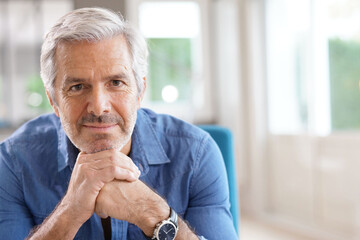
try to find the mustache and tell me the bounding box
[80,113,124,125]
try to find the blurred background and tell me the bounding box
[1,0,360,239]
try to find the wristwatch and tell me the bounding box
[152,208,178,240]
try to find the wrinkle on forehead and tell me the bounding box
[56,38,131,66]
[55,35,134,85]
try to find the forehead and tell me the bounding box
[55,35,132,77]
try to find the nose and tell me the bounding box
[87,86,111,116]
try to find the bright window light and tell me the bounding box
[139,2,200,38]
[27,92,43,107]
[266,0,360,134]
[138,1,202,105]
[161,85,179,103]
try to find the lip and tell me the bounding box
[82,124,117,132]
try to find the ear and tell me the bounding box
[137,77,147,109]
[46,90,60,117]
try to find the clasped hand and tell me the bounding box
[60,149,169,235]
[61,149,140,224]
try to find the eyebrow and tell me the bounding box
[63,77,86,87]
[62,73,130,86]
[104,73,130,81]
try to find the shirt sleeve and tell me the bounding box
[0,142,34,239]
[184,134,238,240]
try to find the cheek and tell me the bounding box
[59,99,86,125]
[112,92,139,114]
[113,102,134,118]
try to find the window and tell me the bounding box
[139,2,200,104]
[266,0,360,134]
[126,0,212,122]
[0,0,72,127]
[327,0,360,130]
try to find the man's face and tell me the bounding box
[49,35,145,153]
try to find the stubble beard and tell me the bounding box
[62,111,137,154]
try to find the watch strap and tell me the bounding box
[169,207,178,226]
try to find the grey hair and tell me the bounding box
[40,7,148,101]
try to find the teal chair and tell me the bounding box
[199,125,240,235]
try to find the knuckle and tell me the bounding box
[76,152,86,161]
[109,155,116,163]
[123,157,132,167]
[108,165,117,175]
[123,155,131,162]
[109,148,117,154]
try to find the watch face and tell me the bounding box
[158,223,176,240]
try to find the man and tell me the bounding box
[0,7,237,240]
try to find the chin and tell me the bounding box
[81,139,128,154]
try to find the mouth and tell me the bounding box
[82,124,117,133]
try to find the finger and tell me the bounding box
[79,150,140,174]
[86,157,140,178]
[113,152,141,174]
[97,154,139,174]
[98,166,139,183]
[78,149,118,162]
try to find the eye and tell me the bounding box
[69,84,83,91]
[111,80,123,87]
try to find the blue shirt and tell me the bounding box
[0,108,237,239]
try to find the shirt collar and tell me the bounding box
[56,108,170,172]
[131,109,170,167]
